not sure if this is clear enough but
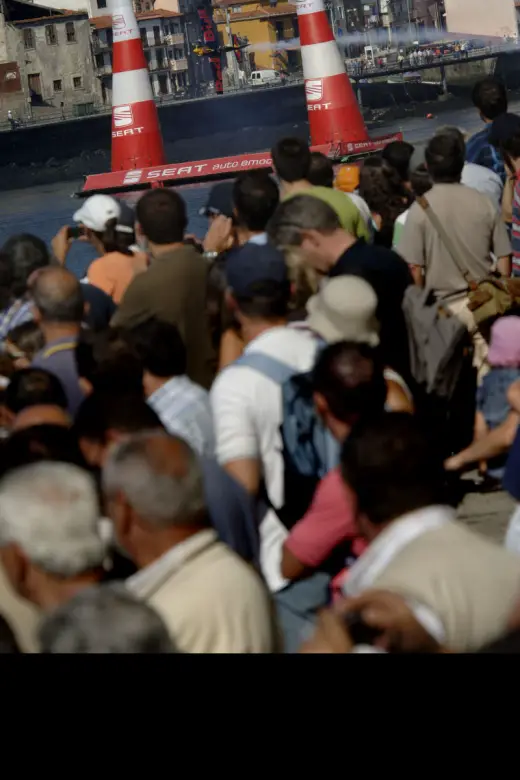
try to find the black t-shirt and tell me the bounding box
[81,283,117,331]
[330,239,413,379]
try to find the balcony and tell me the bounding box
[142,35,184,49]
[91,38,110,53]
[170,58,188,71]
[165,33,185,45]
[149,60,170,72]
[96,64,113,77]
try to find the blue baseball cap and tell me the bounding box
[226,242,288,298]
[199,181,235,218]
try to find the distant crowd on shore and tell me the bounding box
[1,76,520,653]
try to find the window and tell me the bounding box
[141,28,148,46]
[65,21,76,43]
[73,76,82,89]
[45,24,57,45]
[95,52,104,68]
[23,29,34,49]
[53,79,62,92]
[97,0,107,7]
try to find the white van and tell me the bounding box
[249,69,283,87]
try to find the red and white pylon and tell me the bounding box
[110,0,165,171]
[296,0,369,147]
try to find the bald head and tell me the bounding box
[13,404,71,432]
[103,432,207,529]
[31,267,84,324]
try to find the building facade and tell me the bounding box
[0,9,100,117]
[213,0,301,74]
[91,9,189,104]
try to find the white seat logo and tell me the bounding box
[123,170,142,185]
[114,105,133,128]
[113,14,126,30]
[306,79,323,102]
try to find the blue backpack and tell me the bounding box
[232,350,340,529]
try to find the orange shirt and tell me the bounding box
[87,250,148,304]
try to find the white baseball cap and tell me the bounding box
[73,194,129,233]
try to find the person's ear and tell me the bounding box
[142,370,153,398]
[371,213,383,231]
[78,436,104,468]
[0,544,29,598]
[302,228,323,249]
[225,289,237,312]
[313,391,328,419]
[78,377,93,396]
[31,304,42,325]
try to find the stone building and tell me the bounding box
[0,1,100,119]
[91,9,189,105]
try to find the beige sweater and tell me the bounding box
[371,521,520,652]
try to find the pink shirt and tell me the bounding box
[285,467,367,568]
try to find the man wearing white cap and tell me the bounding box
[71,195,148,304]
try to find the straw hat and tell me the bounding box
[306,276,380,345]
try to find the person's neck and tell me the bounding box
[432,178,461,186]
[31,569,104,611]
[41,322,80,345]
[323,231,358,271]
[235,227,265,246]
[135,526,207,570]
[143,373,178,398]
[328,418,351,443]
[149,241,185,259]
[240,317,286,346]
[363,520,392,543]
[280,180,311,198]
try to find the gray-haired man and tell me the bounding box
[103,431,276,653]
[0,462,108,650]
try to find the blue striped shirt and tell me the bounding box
[466,125,506,184]
[0,299,33,342]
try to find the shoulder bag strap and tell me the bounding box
[417,195,472,285]
[230,352,295,385]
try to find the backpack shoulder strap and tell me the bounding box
[231,351,296,385]
[417,195,471,283]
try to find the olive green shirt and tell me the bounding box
[284,186,370,241]
[111,244,215,389]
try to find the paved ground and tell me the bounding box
[457,480,514,544]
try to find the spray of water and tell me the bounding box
[248,26,505,54]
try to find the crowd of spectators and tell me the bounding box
[1,76,520,653]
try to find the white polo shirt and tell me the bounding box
[210,326,320,592]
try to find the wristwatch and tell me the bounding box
[203,250,219,261]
